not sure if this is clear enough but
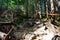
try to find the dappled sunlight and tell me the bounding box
[24,22,60,40]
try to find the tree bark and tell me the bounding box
[58,0,60,13]
[37,0,42,19]
[25,0,28,18]
[50,0,54,12]
[34,0,42,19]
[50,0,55,22]
[46,0,48,20]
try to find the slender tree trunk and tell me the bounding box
[34,0,38,15]
[50,0,54,12]
[50,0,55,22]
[58,0,60,13]
[34,0,42,19]
[37,0,42,19]
[54,0,58,11]
[25,0,28,18]
[46,0,48,20]
[7,0,8,9]
[33,0,38,20]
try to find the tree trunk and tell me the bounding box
[58,0,60,13]
[46,0,48,20]
[34,0,42,19]
[33,0,38,20]
[34,0,38,15]
[25,0,28,18]
[50,0,55,22]
[37,0,42,19]
[54,0,58,12]
[50,0,54,12]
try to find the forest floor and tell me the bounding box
[0,19,60,40]
[13,19,60,40]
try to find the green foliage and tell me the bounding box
[0,0,60,25]
[2,0,7,8]
[8,0,15,9]
[19,0,25,5]
[56,17,60,22]
[28,0,34,13]
[14,19,23,25]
